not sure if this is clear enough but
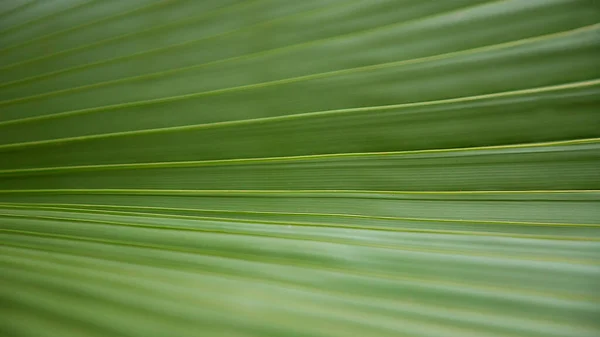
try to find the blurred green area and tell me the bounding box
[0,1,599,336]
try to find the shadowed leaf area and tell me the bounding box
[0,1,599,336]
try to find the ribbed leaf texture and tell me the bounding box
[1,1,599,336]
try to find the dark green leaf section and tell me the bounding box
[1,1,599,337]
[0,190,598,223]
[2,140,600,191]
[0,82,599,167]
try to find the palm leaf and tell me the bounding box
[1,1,599,336]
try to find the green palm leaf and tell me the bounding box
[1,1,599,336]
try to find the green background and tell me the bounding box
[0,1,599,336]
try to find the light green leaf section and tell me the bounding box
[0,1,599,337]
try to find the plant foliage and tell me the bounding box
[0,1,599,336]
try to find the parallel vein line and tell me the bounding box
[5,248,580,337]
[0,0,262,70]
[0,0,499,98]
[0,203,596,228]
[0,137,597,175]
[0,0,37,20]
[4,244,594,334]
[0,0,355,73]
[1,213,597,265]
[0,79,597,150]
[2,228,598,302]
[0,189,597,196]
[0,0,187,53]
[0,23,595,129]
[0,0,94,36]
[0,0,494,86]
[2,6,593,110]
